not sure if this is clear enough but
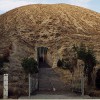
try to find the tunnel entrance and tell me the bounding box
[37,47,50,68]
[37,47,67,94]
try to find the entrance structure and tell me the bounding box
[37,47,48,63]
[37,47,68,94]
[37,47,50,68]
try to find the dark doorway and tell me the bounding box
[39,57,43,63]
[37,47,50,68]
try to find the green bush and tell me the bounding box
[57,59,72,70]
[72,43,96,85]
[21,58,38,74]
[64,61,71,69]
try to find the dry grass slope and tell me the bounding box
[0,4,100,63]
[0,4,100,97]
[0,4,100,61]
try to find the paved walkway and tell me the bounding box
[38,62,68,94]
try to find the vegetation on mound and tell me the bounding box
[57,59,71,70]
[73,43,96,85]
[21,57,38,74]
[57,43,97,86]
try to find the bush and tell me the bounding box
[57,59,63,67]
[57,59,72,71]
[72,43,96,85]
[95,69,100,89]
[21,58,38,74]
[62,59,71,69]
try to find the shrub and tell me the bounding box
[62,60,74,73]
[57,59,72,72]
[95,69,100,89]
[21,58,38,74]
[72,43,96,85]
[57,59,63,67]
[61,58,70,69]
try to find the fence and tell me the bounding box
[0,67,89,98]
[29,73,39,96]
[72,66,85,96]
[0,73,39,99]
[8,74,28,98]
[0,75,3,98]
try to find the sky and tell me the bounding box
[0,0,100,14]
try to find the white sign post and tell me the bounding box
[3,74,8,99]
[81,69,84,97]
[81,75,84,96]
[29,73,31,97]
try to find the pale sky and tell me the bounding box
[0,0,100,14]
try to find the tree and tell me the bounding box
[73,43,96,85]
[21,57,38,74]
